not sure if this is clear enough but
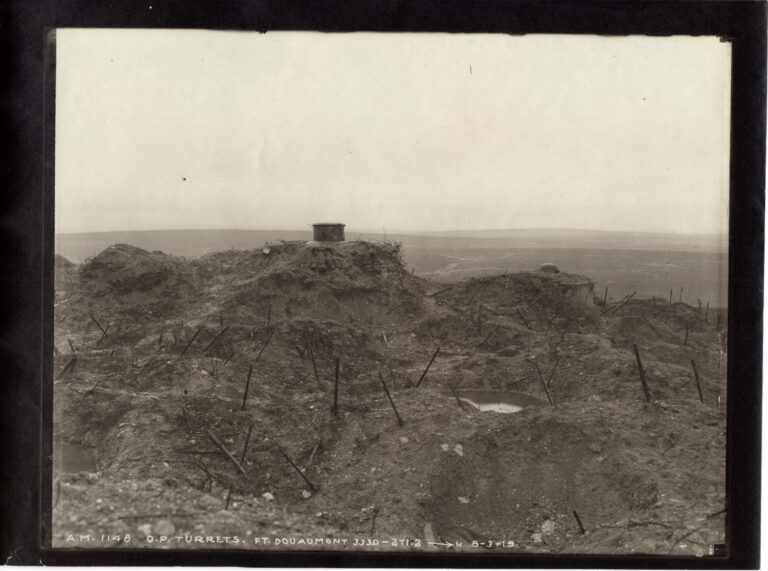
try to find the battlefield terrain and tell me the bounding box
[52,238,727,555]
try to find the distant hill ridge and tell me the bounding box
[55,228,726,262]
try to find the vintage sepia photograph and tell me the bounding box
[51,29,731,556]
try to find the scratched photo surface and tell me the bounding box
[52,30,730,554]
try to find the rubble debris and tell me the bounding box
[52,240,726,554]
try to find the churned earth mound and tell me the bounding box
[424,399,724,556]
[52,240,726,556]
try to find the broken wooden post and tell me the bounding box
[415,346,440,387]
[477,305,483,335]
[617,291,636,313]
[652,296,657,309]
[547,359,560,388]
[181,390,192,432]
[204,427,247,475]
[517,309,532,330]
[307,341,320,385]
[180,327,201,355]
[669,289,673,305]
[706,507,726,519]
[193,457,214,492]
[369,507,379,538]
[325,333,337,356]
[379,371,404,426]
[96,322,111,346]
[600,292,624,315]
[203,326,230,353]
[240,365,254,411]
[691,359,704,403]
[278,446,317,492]
[467,283,485,303]
[632,344,651,403]
[603,286,608,305]
[705,301,710,322]
[225,423,254,509]
[477,326,500,348]
[286,374,309,389]
[68,338,76,354]
[332,357,340,416]
[266,303,272,329]
[697,299,702,313]
[533,361,554,405]
[683,321,689,346]
[306,444,319,471]
[253,329,275,365]
[89,312,108,338]
[604,291,636,316]
[640,316,660,338]
[448,384,468,411]
[429,286,454,298]
[148,286,162,300]
[238,422,254,462]
[56,356,77,379]
[679,287,683,303]
[389,366,397,389]
[573,510,586,534]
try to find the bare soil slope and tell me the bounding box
[52,241,727,555]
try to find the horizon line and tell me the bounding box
[54,226,728,237]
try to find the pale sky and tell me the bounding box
[55,30,731,235]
